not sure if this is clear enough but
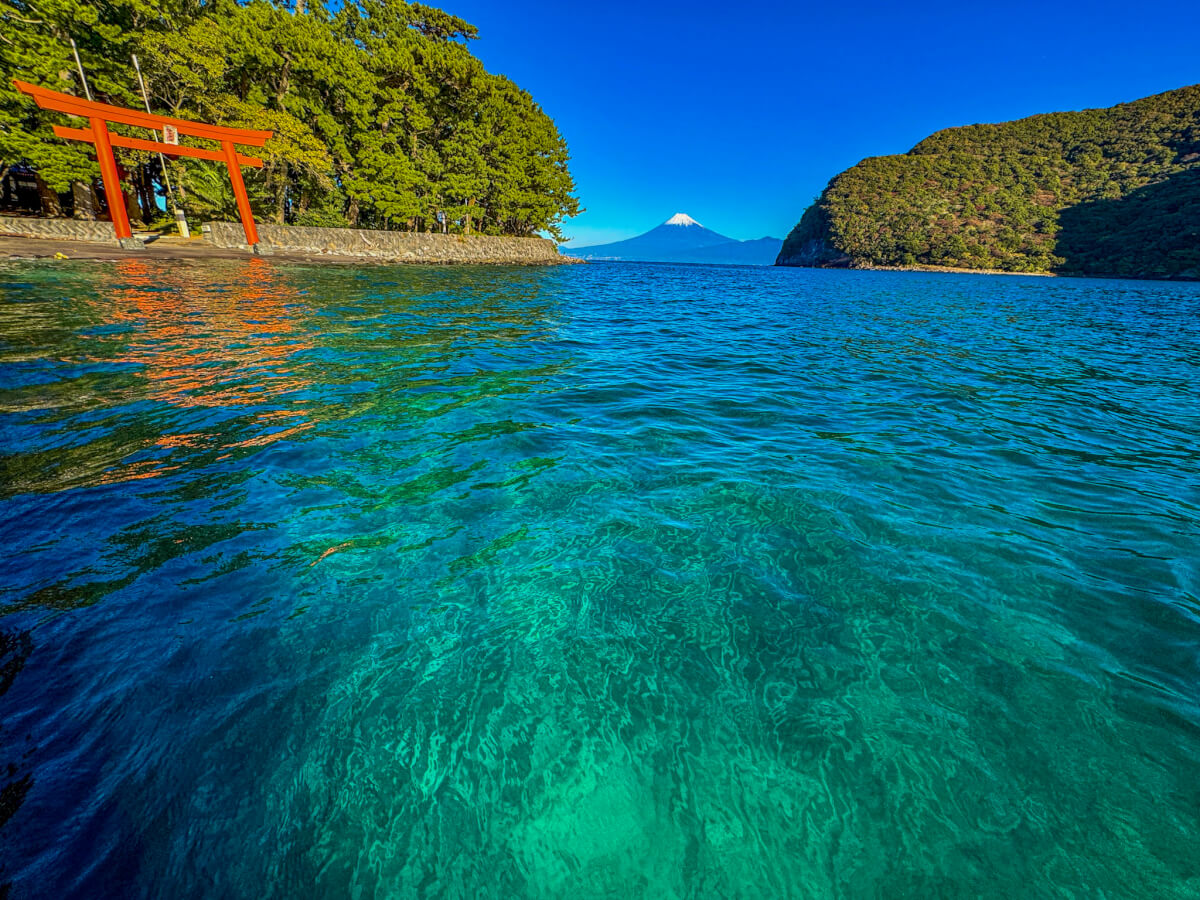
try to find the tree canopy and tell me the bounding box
[777,85,1200,278]
[0,0,580,237]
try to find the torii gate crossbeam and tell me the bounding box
[13,80,273,248]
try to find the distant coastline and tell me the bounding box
[784,260,1200,282]
[851,263,1056,278]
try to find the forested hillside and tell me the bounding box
[0,0,579,237]
[777,85,1200,278]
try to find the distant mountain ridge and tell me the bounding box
[564,214,783,266]
[776,84,1200,279]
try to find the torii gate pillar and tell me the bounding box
[87,116,134,244]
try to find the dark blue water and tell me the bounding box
[1,259,1198,898]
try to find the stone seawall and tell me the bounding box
[204,222,565,265]
[0,215,120,244]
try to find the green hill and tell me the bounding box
[776,85,1200,278]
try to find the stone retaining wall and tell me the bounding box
[204,221,564,264]
[0,215,120,244]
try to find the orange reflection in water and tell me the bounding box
[97,258,317,484]
[108,258,314,407]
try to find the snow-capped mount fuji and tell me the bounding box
[563,214,783,266]
[570,213,733,257]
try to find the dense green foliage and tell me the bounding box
[778,85,1200,277]
[1056,167,1200,278]
[0,0,579,236]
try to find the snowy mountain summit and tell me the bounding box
[664,212,701,226]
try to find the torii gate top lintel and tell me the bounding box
[13,79,274,247]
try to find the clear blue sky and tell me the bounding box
[446,0,1200,246]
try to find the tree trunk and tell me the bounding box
[34,175,62,217]
[132,166,156,224]
[72,181,97,219]
[347,196,360,227]
[274,170,288,224]
[124,186,143,227]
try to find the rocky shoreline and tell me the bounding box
[0,217,576,266]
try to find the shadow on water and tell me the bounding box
[0,628,34,898]
[1056,166,1200,279]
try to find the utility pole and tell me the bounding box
[66,38,98,220]
[69,39,92,101]
[132,53,189,237]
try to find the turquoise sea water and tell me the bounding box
[0,259,1198,898]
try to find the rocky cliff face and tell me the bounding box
[774,237,851,267]
[773,205,850,267]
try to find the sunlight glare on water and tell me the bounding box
[1,258,1199,898]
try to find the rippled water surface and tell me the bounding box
[1,259,1199,898]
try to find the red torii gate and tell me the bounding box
[13,80,273,247]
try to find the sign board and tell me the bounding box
[162,124,179,145]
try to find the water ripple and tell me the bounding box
[0,260,1198,897]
